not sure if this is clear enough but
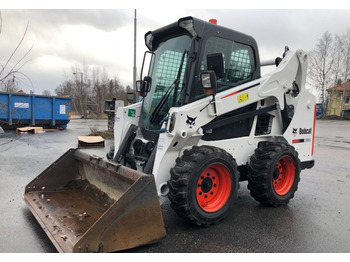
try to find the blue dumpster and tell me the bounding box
[0,92,72,129]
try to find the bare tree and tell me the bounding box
[91,67,110,116]
[55,61,131,117]
[0,11,33,92]
[343,29,350,80]
[42,90,52,96]
[55,80,79,113]
[340,29,350,117]
[1,76,18,92]
[332,34,344,86]
[308,31,334,113]
[72,62,91,117]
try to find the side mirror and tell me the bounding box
[136,76,152,97]
[200,71,217,95]
[207,53,224,78]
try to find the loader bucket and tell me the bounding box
[23,148,166,252]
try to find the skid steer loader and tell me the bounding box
[23,16,316,252]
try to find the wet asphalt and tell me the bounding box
[0,119,349,253]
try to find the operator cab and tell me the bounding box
[137,16,261,140]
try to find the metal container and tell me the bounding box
[23,149,166,252]
[0,92,72,129]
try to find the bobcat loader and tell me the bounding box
[23,16,316,252]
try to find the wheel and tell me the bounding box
[247,141,301,206]
[167,145,239,226]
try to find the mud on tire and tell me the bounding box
[167,145,239,226]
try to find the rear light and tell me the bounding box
[209,19,217,24]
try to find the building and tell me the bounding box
[326,80,350,119]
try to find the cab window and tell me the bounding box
[194,36,256,100]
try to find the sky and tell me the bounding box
[1,2,350,95]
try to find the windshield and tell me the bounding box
[141,34,191,131]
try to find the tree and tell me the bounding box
[91,67,110,116]
[55,80,74,97]
[1,76,19,92]
[71,63,89,117]
[331,34,344,86]
[55,62,131,117]
[339,29,350,117]
[55,80,80,113]
[42,90,52,96]
[308,28,350,117]
[308,31,334,112]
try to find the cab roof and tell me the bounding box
[144,16,258,52]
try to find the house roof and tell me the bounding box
[327,79,350,92]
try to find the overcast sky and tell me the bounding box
[1,4,350,95]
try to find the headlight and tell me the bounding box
[145,32,154,50]
[199,71,217,95]
[201,73,212,88]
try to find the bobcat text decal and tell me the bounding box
[292,127,313,144]
[293,127,312,135]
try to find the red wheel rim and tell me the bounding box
[273,156,295,196]
[196,163,231,212]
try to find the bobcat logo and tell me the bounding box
[186,115,197,126]
[292,127,312,135]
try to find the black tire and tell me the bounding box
[247,141,301,206]
[167,145,239,226]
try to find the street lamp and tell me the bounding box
[73,72,86,118]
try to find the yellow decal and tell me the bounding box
[237,92,249,103]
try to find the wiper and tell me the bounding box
[150,49,187,124]
[149,82,175,124]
